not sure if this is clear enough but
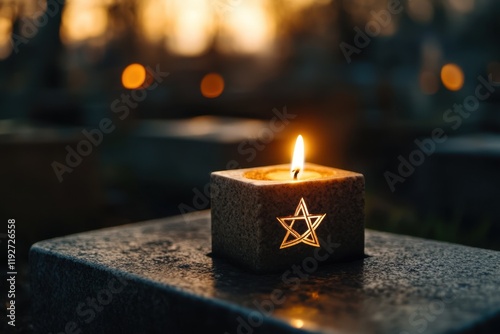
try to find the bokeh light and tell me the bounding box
[440,63,464,91]
[139,0,167,43]
[166,0,214,56]
[217,0,275,55]
[200,73,225,98]
[60,1,108,44]
[122,63,147,89]
[0,16,12,59]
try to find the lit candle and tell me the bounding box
[244,135,324,181]
[211,135,365,273]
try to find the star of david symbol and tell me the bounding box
[276,198,326,249]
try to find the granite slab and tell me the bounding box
[30,211,500,333]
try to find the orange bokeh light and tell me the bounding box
[440,63,464,91]
[200,73,224,98]
[122,63,146,89]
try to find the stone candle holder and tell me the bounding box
[211,163,365,273]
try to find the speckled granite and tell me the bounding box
[30,211,500,334]
[211,164,365,272]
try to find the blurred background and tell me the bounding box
[1,0,500,262]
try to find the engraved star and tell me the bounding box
[276,198,326,249]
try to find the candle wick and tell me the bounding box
[293,169,300,180]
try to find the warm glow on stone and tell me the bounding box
[245,167,326,181]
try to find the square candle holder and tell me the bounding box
[211,163,365,273]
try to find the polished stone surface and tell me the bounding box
[31,211,500,333]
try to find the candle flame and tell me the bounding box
[291,135,304,180]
